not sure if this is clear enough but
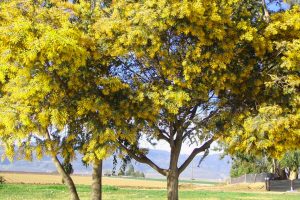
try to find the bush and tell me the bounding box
[118,170,125,176]
[125,164,135,176]
[0,176,6,184]
[104,170,112,176]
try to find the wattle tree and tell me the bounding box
[93,1,299,199]
[224,5,300,158]
[0,1,132,200]
[0,1,299,200]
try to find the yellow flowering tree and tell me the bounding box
[92,0,292,199]
[1,1,299,200]
[0,1,131,200]
[224,5,300,159]
[0,1,86,199]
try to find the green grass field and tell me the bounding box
[108,176,218,185]
[0,184,299,200]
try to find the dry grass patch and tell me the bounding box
[0,172,166,189]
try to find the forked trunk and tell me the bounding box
[167,169,179,200]
[91,160,103,200]
[273,159,287,180]
[51,156,80,200]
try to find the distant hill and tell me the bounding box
[0,149,231,180]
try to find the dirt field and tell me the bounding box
[0,172,168,189]
[0,171,270,192]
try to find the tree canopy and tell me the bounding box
[0,1,133,199]
[223,6,300,158]
[93,0,300,199]
[0,1,299,200]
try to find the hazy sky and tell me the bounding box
[140,137,220,155]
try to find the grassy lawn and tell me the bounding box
[107,176,218,185]
[0,184,299,200]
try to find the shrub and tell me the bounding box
[0,176,6,184]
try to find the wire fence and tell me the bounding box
[268,179,300,191]
[228,173,274,184]
[229,172,300,192]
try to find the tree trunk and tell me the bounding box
[51,156,80,200]
[167,169,179,200]
[289,169,298,180]
[279,168,287,180]
[167,141,181,200]
[91,160,103,200]
[272,159,287,180]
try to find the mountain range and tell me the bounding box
[0,149,231,180]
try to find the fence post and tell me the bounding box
[265,177,270,191]
[244,173,247,183]
[290,179,294,191]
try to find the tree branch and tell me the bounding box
[182,109,219,140]
[118,141,168,176]
[189,104,200,121]
[156,128,170,143]
[262,0,270,22]
[181,93,215,132]
[180,104,200,132]
[178,138,214,174]
[197,149,209,167]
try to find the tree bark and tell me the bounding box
[167,169,179,200]
[45,129,80,200]
[51,155,80,200]
[91,160,103,200]
[167,138,181,200]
